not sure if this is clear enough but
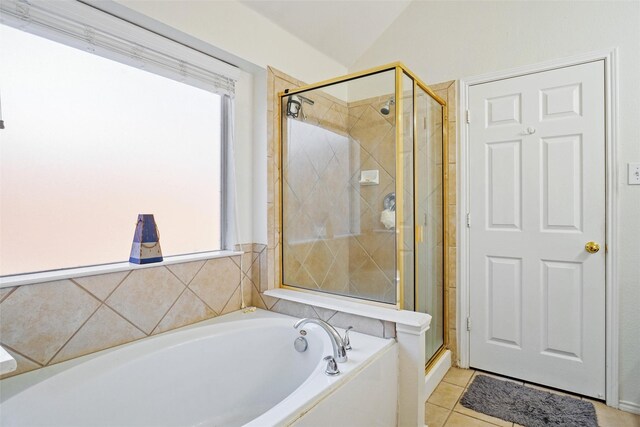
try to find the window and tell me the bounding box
[0,3,236,276]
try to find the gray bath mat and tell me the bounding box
[460,375,598,427]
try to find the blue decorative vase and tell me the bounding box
[129,214,163,264]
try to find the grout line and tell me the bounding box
[149,284,189,335]
[218,282,242,314]
[105,270,133,300]
[0,343,43,368]
[250,282,266,308]
[70,278,105,305]
[164,264,189,287]
[0,286,17,303]
[187,287,220,317]
[72,269,133,304]
[45,300,103,366]
[184,259,208,287]
[101,303,148,337]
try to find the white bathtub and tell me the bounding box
[0,309,397,427]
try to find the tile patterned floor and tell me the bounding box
[425,367,640,427]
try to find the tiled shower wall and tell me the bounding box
[281,89,352,297]
[430,81,457,364]
[267,68,458,363]
[0,244,266,379]
[276,67,399,304]
[346,96,398,303]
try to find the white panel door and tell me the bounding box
[468,61,605,398]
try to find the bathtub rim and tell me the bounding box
[0,310,301,401]
[0,309,394,409]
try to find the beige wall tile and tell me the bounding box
[241,274,253,307]
[270,299,317,319]
[0,287,16,303]
[448,328,458,366]
[261,292,279,310]
[0,280,100,365]
[153,289,217,335]
[448,288,457,331]
[166,261,205,286]
[269,69,459,357]
[447,206,457,249]
[259,249,269,292]
[448,121,457,164]
[188,257,241,313]
[73,271,129,301]
[447,163,456,205]
[220,286,242,315]
[251,286,267,310]
[51,305,145,364]
[447,83,457,122]
[328,311,384,337]
[448,247,457,289]
[106,267,184,334]
[304,240,334,287]
[312,306,337,322]
[0,252,265,379]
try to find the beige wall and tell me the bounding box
[0,244,266,379]
[353,0,640,405]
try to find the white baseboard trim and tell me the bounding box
[424,350,451,401]
[618,400,640,415]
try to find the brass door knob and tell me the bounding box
[585,241,600,254]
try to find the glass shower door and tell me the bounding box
[415,86,445,363]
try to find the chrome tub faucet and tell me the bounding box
[294,318,348,363]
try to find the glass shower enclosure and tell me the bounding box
[278,63,448,367]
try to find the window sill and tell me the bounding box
[0,251,243,288]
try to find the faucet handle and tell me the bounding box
[323,356,340,376]
[343,326,353,351]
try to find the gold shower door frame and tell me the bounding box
[277,63,449,365]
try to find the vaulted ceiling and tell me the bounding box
[238,0,412,68]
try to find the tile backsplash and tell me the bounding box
[0,244,266,379]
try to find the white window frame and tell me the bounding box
[0,0,245,287]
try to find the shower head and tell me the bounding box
[380,97,395,115]
[286,94,315,119]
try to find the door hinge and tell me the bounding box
[465,109,471,124]
[466,213,471,228]
[466,317,472,331]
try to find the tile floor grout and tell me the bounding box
[427,367,640,427]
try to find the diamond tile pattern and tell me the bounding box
[269,70,456,359]
[74,271,129,301]
[106,267,185,334]
[153,289,216,335]
[0,280,101,365]
[282,92,399,304]
[51,305,145,364]
[189,257,241,314]
[0,250,257,380]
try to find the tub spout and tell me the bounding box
[294,318,348,363]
